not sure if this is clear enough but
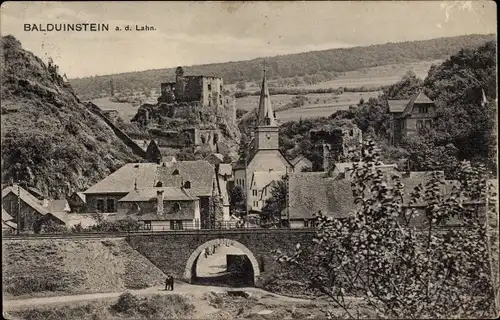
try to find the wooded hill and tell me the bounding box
[69,34,495,99]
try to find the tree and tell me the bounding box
[261,178,287,226]
[292,76,302,87]
[275,140,498,319]
[236,81,246,91]
[229,184,245,215]
[384,70,424,100]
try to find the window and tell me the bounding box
[207,84,212,91]
[106,199,115,213]
[416,120,424,130]
[184,181,191,189]
[155,181,163,187]
[252,190,257,196]
[173,202,181,212]
[170,220,183,230]
[172,169,179,175]
[144,220,151,230]
[264,188,267,197]
[420,106,429,114]
[349,129,354,136]
[304,219,309,228]
[96,199,105,212]
[425,119,432,128]
[253,201,259,207]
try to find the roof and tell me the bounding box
[2,185,49,216]
[83,163,159,194]
[234,148,294,171]
[76,192,86,203]
[2,207,13,221]
[332,162,397,174]
[256,71,277,127]
[291,155,312,167]
[387,100,409,113]
[156,160,215,197]
[251,171,286,190]
[387,91,434,115]
[3,220,17,230]
[206,153,224,165]
[219,164,233,176]
[27,187,46,199]
[118,187,198,202]
[47,199,71,213]
[287,171,458,220]
[48,211,68,224]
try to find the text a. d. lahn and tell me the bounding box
[23,23,156,32]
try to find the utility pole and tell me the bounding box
[285,167,290,228]
[16,172,20,235]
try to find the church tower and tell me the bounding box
[254,69,279,150]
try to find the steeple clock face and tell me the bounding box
[266,133,271,139]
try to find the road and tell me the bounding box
[2,281,312,309]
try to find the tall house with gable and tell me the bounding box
[233,70,294,213]
[387,91,436,145]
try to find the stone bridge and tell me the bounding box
[126,229,315,287]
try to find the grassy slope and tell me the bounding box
[0,35,139,198]
[2,239,166,299]
[5,294,197,320]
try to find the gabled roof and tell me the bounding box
[205,153,224,165]
[3,220,17,230]
[388,91,434,115]
[2,185,49,216]
[118,187,198,202]
[387,100,410,113]
[83,163,159,194]
[251,171,286,190]
[288,170,459,220]
[156,160,215,197]
[27,187,46,199]
[291,155,312,167]
[234,148,294,171]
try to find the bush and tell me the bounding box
[111,292,141,314]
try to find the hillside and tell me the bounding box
[69,34,495,99]
[0,35,140,198]
[2,239,166,299]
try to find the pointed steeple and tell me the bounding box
[257,66,277,127]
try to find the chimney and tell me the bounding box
[156,190,164,214]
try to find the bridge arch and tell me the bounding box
[183,238,261,285]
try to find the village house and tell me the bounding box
[388,91,436,145]
[285,163,487,229]
[233,70,295,213]
[290,155,313,172]
[1,185,68,232]
[82,159,227,229]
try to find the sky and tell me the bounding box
[0,1,496,79]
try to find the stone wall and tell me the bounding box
[126,229,315,286]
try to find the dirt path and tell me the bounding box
[2,282,312,310]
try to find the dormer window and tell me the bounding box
[155,181,163,187]
[265,118,271,125]
[173,202,181,211]
[172,169,179,175]
[184,181,191,189]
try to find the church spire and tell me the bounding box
[257,65,277,127]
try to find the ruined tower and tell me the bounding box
[175,66,185,100]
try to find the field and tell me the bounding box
[2,239,166,299]
[236,91,381,122]
[91,97,141,122]
[299,59,440,90]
